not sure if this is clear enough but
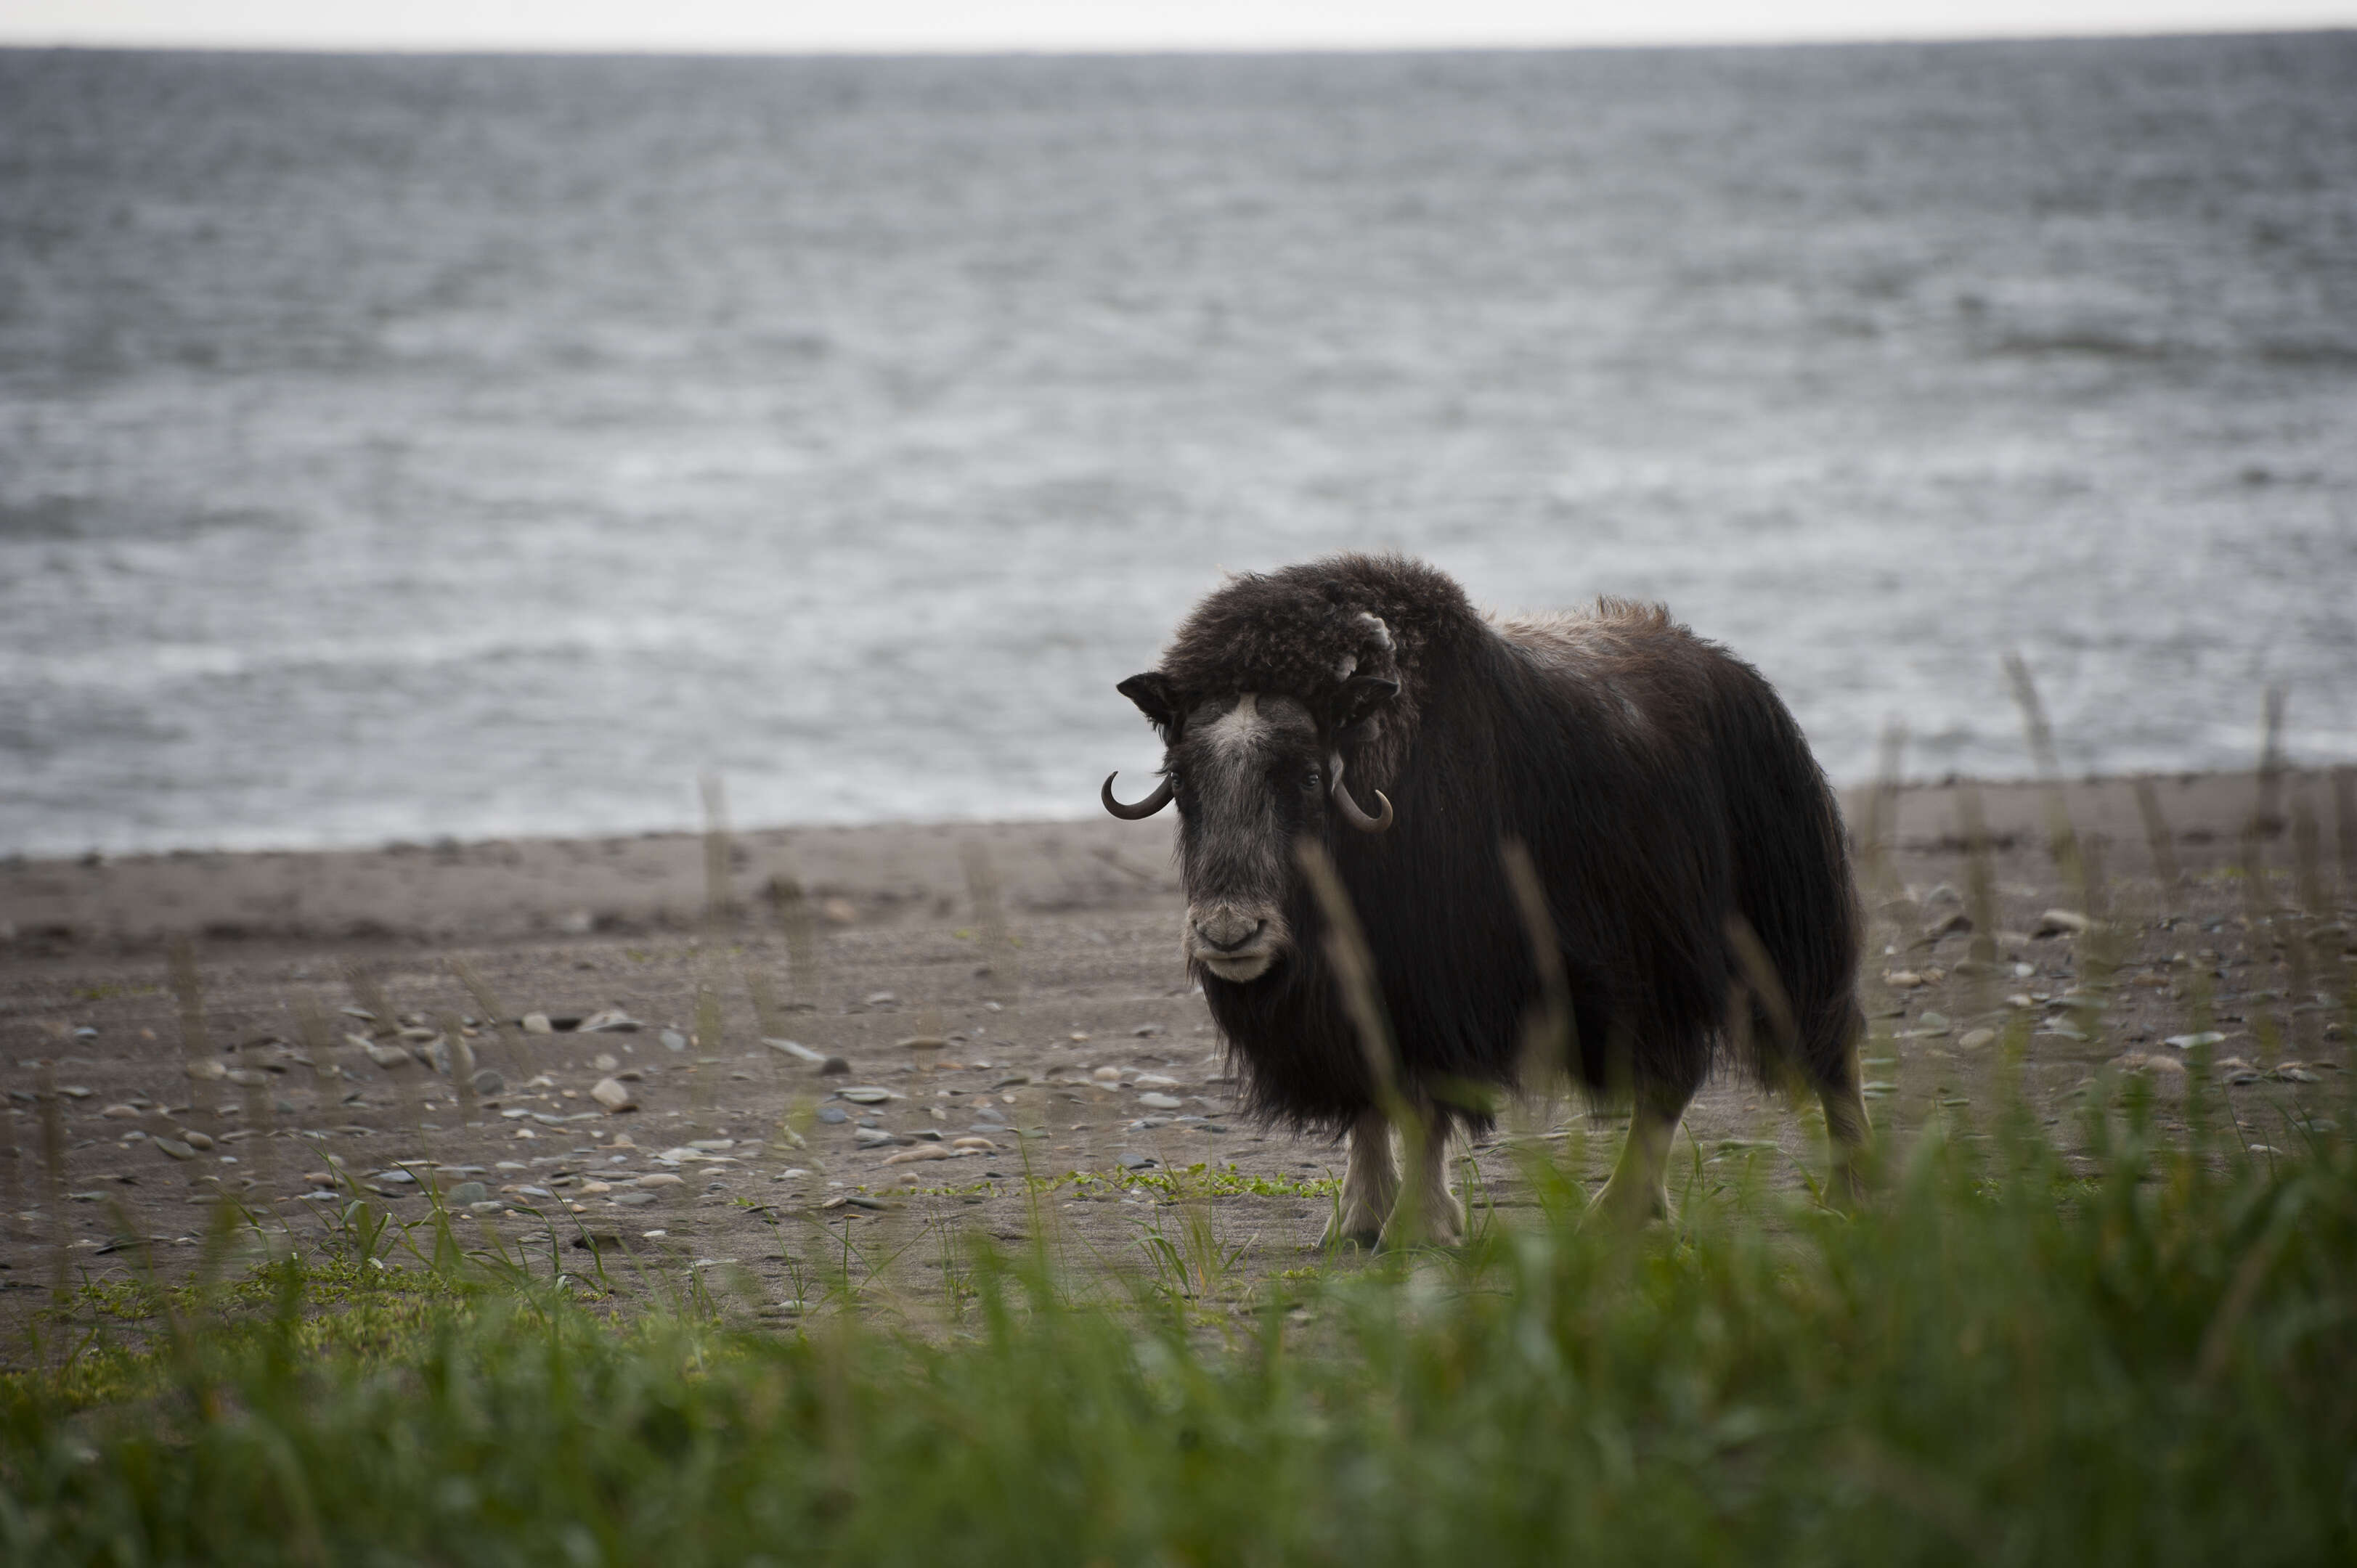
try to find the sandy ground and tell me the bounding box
[1,769,2350,1334]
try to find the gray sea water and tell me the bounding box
[2,38,2353,857]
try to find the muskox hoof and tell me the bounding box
[1322,1220,1383,1251]
[1375,1195,1465,1251]
[1587,1177,1672,1229]
[1826,1155,1875,1212]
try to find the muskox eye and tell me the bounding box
[1302,767,1322,793]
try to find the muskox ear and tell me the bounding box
[1333,674,1400,730]
[1116,671,1181,732]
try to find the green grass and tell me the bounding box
[4,1071,2353,1566]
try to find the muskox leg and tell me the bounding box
[1591,1084,1690,1225]
[1380,1104,1464,1249]
[1819,1037,1874,1207]
[1323,1107,1399,1249]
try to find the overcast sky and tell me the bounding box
[1,0,2350,53]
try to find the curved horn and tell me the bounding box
[1101,772,1174,821]
[1327,753,1394,834]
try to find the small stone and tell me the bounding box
[577,1010,642,1034]
[446,1181,489,1206]
[471,1068,506,1095]
[521,1013,555,1034]
[364,1043,412,1069]
[837,1087,899,1104]
[1091,1066,1123,1084]
[2034,910,2093,938]
[1131,1024,1163,1037]
[632,1172,684,1188]
[304,1169,336,1187]
[182,1130,216,1151]
[855,1127,900,1148]
[226,1068,268,1087]
[1957,1028,1998,1051]
[155,1138,196,1161]
[580,1180,611,1195]
[659,1030,688,1053]
[882,1145,958,1164]
[764,1037,826,1063]
[101,1103,141,1119]
[612,1190,658,1206]
[818,1057,851,1076]
[186,1058,228,1081]
[817,1107,850,1124]
[372,1168,417,1184]
[1117,1152,1156,1171]
[591,1077,636,1113]
[952,1136,998,1150]
[1884,971,1925,989]
[2165,1032,2227,1051]
[822,899,859,926]
[1138,1093,1184,1110]
[1133,1072,1180,1087]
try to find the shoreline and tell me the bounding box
[1,761,2346,1324]
[2,767,2345,958]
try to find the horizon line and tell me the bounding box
[2,20,2350,60]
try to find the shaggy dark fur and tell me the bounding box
[1126,552,1863,1135]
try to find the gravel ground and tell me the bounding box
[3,769,2349,1334]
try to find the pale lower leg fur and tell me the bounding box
[1820,1042,1873,1206]
[1592,1089,1685,1224]
[1378,1106,1464,1248]
[1323,1107,1398,1247]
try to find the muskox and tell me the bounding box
[1102,553,1868,1245]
